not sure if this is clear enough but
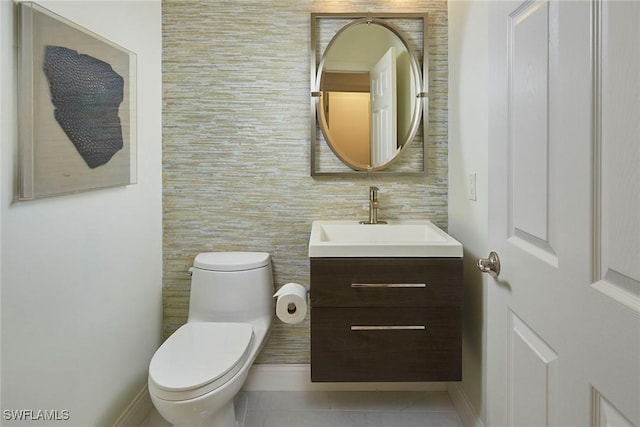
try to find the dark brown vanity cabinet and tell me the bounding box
[310,257,463,382]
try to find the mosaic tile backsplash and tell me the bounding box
[162,0,448,364]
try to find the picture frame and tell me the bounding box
[17,2,137,200]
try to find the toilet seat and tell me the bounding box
[148,322,254,401]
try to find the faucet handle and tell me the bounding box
[369,186,379,200]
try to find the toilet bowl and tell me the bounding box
[148,252,273,427]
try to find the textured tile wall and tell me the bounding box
[162,0,448,364]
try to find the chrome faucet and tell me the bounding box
[360,186,387,225]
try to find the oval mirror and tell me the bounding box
[315,18,423,171]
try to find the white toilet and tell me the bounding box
[148,252,273,427]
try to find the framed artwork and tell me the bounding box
[17,2,137,200]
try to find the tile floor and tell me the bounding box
[141,391,463,427]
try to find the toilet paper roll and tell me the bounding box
[273,283,308,324]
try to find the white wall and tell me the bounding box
[1,1,162,425]
[448,1,489,424]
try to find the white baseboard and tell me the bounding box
[242,363,447,392]
[447,382,485,427]
[111,385,153,427]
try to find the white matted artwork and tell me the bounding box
[17,1,137,200]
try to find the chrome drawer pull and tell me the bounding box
[350,283,426,288]
[350,325,426,331]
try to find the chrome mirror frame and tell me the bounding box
[310,13,429,177]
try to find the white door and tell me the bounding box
[370,47,397,166]
[485,1,640,426]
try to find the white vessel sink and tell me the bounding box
[308,220,463,258]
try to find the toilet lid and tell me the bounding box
[194,252,270,272]
[148,322,253,400]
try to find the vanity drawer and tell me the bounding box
[310,258,462,307]
[311,306,462,382]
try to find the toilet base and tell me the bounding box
[149,317,272,427]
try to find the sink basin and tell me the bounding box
[308,220,463,258]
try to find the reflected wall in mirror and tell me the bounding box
[311,13,428,176]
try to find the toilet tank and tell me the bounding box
[187,252,273,323]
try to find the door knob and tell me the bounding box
[477,251,500,278]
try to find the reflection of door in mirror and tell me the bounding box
[370,47,397,166]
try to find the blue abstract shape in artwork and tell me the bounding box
[43,45,125,169]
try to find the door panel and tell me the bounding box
[509,0,550,245]
[509,310,558,427]
[507,0,559,266]
[593,390,636,427]
[592,0,640,307]
[588,0,640,423]
[487,0,639,426]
